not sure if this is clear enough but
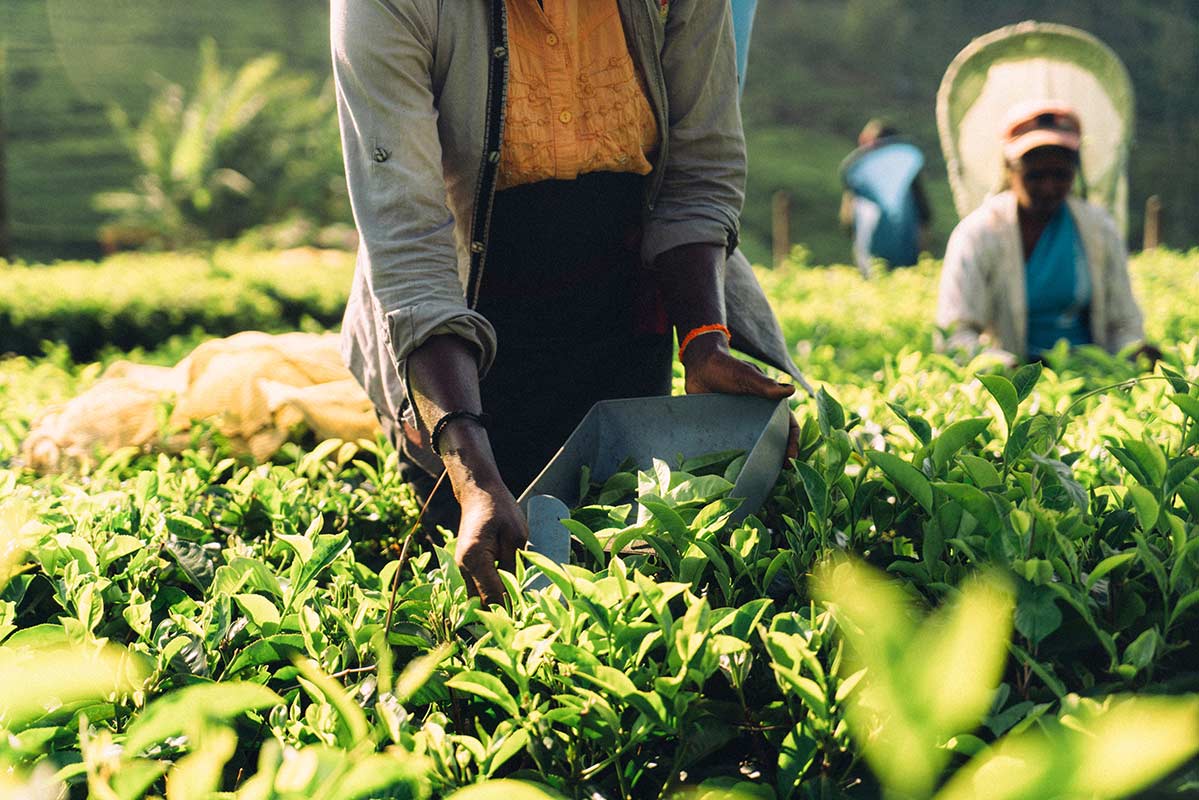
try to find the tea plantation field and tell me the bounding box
[1,248,1198,799]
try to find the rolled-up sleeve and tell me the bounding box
[641,0,746,265]
[331,0,496,381]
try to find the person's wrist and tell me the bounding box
[438,423,505,497]
[680,328,730,370]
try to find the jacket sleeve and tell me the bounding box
[936,220,992,355]
[641,0,747,265]
[1099,215,1146,353]
[331,0,496,381]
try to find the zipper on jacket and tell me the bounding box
[466,0,509,309]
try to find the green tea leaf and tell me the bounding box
[777,725,818,796]
[888,402,933,445]
[868,451,933,513]
[1127,485,1160,531]
[1085,552,1136,591]
[289,532,351,607]
[124,682,282,755]
[1122,628,1159,672]
[1014,581,1062,646]
[959,454,1002,489]
[933,418,990,472]
[977,373,1018,432]
[443,779,566,800]
[233,593,281,632]
[816,387,845,437]
[336,752,429,799]
[934,482,1000,533]
[294,658,370,748]
[668,475,735,505]
[223,634,304,676]
[1010,361,1043,402]
[794,461,829,521]
[446,671,520,717]
[1030,455,1088,513]
[1160,366,1191,394]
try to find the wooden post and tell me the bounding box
[771,190,790,267]
[1143,195,1161,250]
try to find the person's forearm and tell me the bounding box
[406,335,504,495]
[654,243,729,367]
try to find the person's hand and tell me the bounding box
[683,334,800,460]
[454,479,528,607]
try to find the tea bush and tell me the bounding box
[0,248,353,360]
[1,250,1199,798]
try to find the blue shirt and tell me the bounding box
[1025,205,1092,356]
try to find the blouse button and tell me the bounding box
[558,110,573,124]
[546,33,559,46]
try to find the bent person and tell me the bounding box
[331,0,801,604]
[935,101,1157,365]
[840,120,932,276]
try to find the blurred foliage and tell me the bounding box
[93,38,348,249]
[0,247,352,360]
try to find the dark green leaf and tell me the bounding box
[794,461,829,521]
[1014,581,1062,646]
[223,634,305,676]
[164,538,217,591]
[816,387,845,437]
[933,418,991,472]
[1011,362,1043,402]
[888,402,932,445]
[977,373,1018,432]
[868,451,933,513]
[1030,455,1088,513]
[934,482,1001,533]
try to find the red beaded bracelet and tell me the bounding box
[677,323,731,363]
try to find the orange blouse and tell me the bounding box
[498,0,660,190]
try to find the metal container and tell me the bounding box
[518,394,792,576]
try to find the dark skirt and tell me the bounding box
[397,171,672,528]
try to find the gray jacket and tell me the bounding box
[331,0,809,438]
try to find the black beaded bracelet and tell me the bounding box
[429,410,492,457]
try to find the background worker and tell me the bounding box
[840,120,933,275]
[935,101,1158,365]
[331,0,802,605]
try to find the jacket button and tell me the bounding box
[470,241,485,253]
[372,147,390,163]
[488,150,501,164]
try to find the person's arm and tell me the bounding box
[331,0,496,380]
[648,0,797,456]
[332,0,520,603]
[935,221,1015,365]
[641,0,745,268]
[655,246,798,458]
[407,337,526,606]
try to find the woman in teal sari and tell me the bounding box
[936,101,1157,365]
